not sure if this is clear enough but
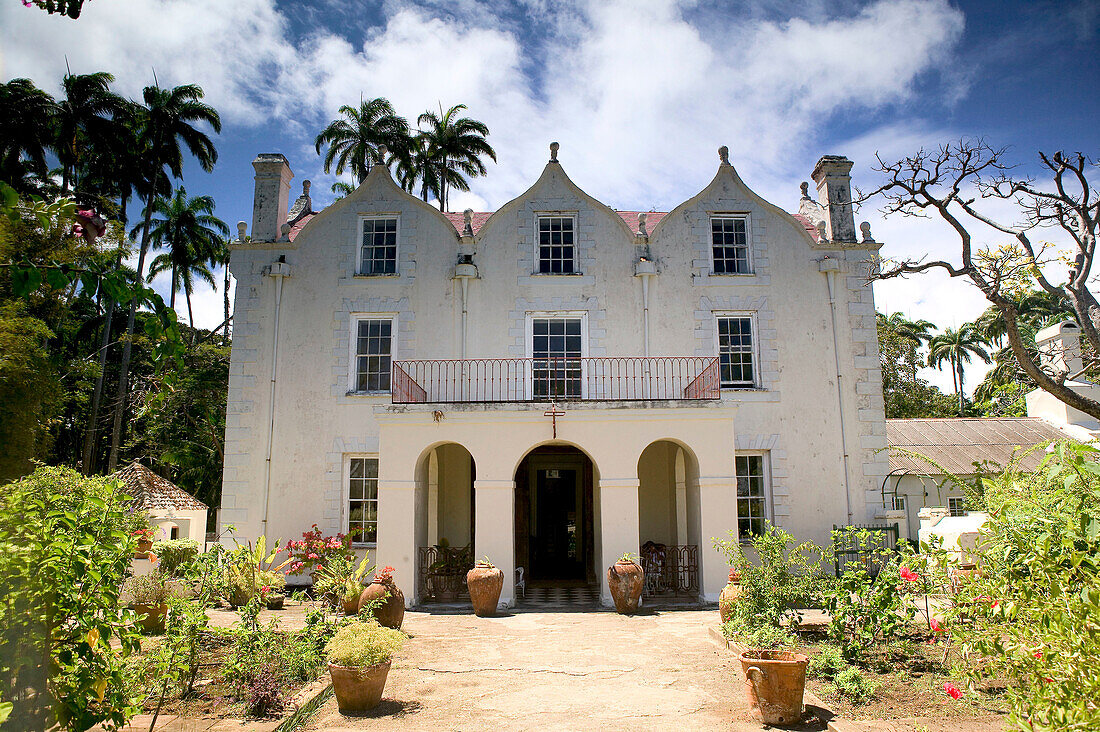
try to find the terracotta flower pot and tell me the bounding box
[328,661,391,712]
[607,559,643,614]
[136,539,153,554]
[719,570,743,623]
[467,564,504,616]
[360,580,405,629]
[740,650,809,726]
[132,602,168,634]
[342,593,360,616]
[266,593,285,610]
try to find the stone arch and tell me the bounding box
[636,439,704,599]
[413,441,476,603]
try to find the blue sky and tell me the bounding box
[2,0,1098,392]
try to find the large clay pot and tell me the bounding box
[360,580,405,629]
[719,570,743,623]
[740,650,809,726]
[607,559,644,614]
[467,564,504,616]
[136,539,153,555]
[131,603,167,634]
[328,661,391,712]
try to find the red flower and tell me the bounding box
[943,682,962,700]
[1034,651,1042,659]
[931,618,946,633]
[991,600,1000,609]
[899,566,920,582]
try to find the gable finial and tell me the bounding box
[549,141,559,163]
[463,208,474,236]
[860,221,874,243]
[816,220,828,242]
[376,144,388,164]
[800,181,810,199]
[637,212,648,237]
[236,221,247,242]
[718,145,730,166]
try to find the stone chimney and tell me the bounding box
[1035,320,1084,378]
[811,155,856,243]
[251,153,293,242]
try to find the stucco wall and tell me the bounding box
[219,150,886,597]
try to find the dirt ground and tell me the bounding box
[303,608,829,732]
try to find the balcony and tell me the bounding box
[391,356,720,404]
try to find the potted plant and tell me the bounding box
[132,527,155,556]
[325,620,406,712]
[466,557,504,616]
[740,649,809,726]
[607,552,644,614]
[360,566,404,629]
[314,553,373,614]
[125,571,171,633]
[719,569,743,623]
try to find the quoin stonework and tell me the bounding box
[219,144,887,609]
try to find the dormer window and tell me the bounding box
[537,216,576,274]
[711,215,751,274]
[359,217,398,275]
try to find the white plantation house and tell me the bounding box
[219,143,887,608]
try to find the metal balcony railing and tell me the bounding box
[391,356,720,404]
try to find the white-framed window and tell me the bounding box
[345,455,378,546]
[535,215,577,274]
[715,314,757,388]
[525,312,588,400]
[893,495,907,512]
[349,315,394,393]
[948,496,966,517]
[736,454,771,539]
[358,216,398,275]
[710,215,751,274]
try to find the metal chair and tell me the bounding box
[515,566,526,600]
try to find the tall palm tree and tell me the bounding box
[0,78,58,191]
[392,132,440,202]
[53,71,127,194]
[878,312,934,383]
[108,82,221,472]
[416,103,496,212]
[928,323,992,415]
[314,98,409,184]
[141,187,228,331]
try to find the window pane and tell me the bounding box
[711,217,750,274]
[718,317,755,388]
[532,318,582,400]
[537,216,576,273]
[360,218,399,275]
[354,320,393,391]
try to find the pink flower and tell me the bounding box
[931,618,946,633]
[899,566,919,582]
[943,682,962,700]
[1034,651,1042,659]
[261,586,270,593]
[307,553,319,559]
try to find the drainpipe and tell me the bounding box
[261,257,291,536]
[821,257,853,524]
[634,257,657,397]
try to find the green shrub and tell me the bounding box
[325,620,406,667]
[713,524,825,631]
[150,539,200,576]
[0,466,143,731]
[808,645,847,679]
[125,571,171,605]
[722,620,798,650]
[829,666,878,705]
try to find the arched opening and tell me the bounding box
[415,442,476,603]
[637,440,702,599]
[514,444,599,593]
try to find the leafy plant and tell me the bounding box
[828,667,879,705]
[124,571,171,606]
[0,466,142,731]
[808,644,848,680]
[713,524,825,631]
[325,621,406,668]
[617,552,640,564]
[822,527,914,662]
[313,552,373,603]
[244,668,285,717]
[722,618,798,650]
[150,539,200,576]
[285,524,354,576]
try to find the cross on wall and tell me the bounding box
[543,402,565,438]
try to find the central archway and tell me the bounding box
[514,445,598,586]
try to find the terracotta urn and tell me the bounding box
[131,603,167,634]
[360,576,405,629]
[265,593,285,611]
[740,650,809,726]
[466,562,504,616]
[719,570,743,623]
[607,558,644,614]
[329,661,392,712]
[135,539,153,555]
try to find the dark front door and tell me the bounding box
[531,465,584,580]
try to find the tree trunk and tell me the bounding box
[956,359,965,415]
[186,287,195,344]
[169,264,177,309]
[107,197,154,472]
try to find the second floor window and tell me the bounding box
[537,216,575,273]
[711,216,750,274]
[360,217,398,275]
[354,318,392,392]
[717,315,756,388]
[532,317,582,399]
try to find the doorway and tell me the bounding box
[514,446,594,584]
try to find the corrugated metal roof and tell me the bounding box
[112,461,208,511]
[886,418,1072,475]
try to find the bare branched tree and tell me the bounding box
[861,139,1100,419]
